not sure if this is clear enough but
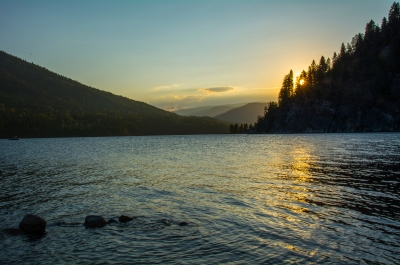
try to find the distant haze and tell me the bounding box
[175,102,268,124]
[0,0,394,110]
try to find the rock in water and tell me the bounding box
[119,215,134,223]
[108,219,118,224]
[3,228,23,236]
[19,214,47,233]
[84,215,107,228]
[178,222,188,226]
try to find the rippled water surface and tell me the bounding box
[0,134,399,264]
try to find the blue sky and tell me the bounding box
[0,0,394,110]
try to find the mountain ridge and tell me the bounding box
[0,51,229,137]
[174,102,267,124]
[214,102,268,124]
[174,102,247,117]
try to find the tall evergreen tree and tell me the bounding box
[389,2,400,24]
[278,70,294,105]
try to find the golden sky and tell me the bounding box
[0,0,394,110]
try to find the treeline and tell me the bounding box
[0,106,228,137]
[254,2,400,133]
[229,123,254,134]
[0,51,229,137]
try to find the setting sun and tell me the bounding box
[299,79,305,85]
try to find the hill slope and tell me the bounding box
[174,103,246,117]
[0,51,228,137]
[214,102,268,124]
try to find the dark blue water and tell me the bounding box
[0,134,399,264]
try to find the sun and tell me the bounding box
[299,79,305,85]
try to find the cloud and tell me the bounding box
[148,85,280,111]
[202,86,235,93]
[150,95,204,112]
[154,84,179,90]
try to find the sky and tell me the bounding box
[0,0,395,111]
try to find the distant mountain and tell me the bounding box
[174,102,246,117]
[174,106,215,116]
[214,102,268,124]
[0,51,228,137]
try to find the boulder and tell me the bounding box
[84,215,107,228]
[119,215,134,223]
[19,214,47,233]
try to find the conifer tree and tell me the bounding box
[278,70,294,105]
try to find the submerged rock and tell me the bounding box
[54,221,82,227]
[108,219,118,224]
[3,228,23,236]
[84,215,107,228]
[119,215,134,223]
[19,214,47,233]
[178,222,188,226]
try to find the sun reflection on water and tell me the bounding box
[289,147,313,182]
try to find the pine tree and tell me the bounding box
[389,2,400,24]
[278,70,294,105]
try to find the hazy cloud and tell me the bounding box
[148,85,279,111]
[202,86,235,93]
[150,95,204,112]
[154,84,179,90]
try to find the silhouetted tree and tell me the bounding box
[278,70,294,105]
[234,123,239,134]
[253,2,400,133]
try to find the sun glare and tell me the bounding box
[299,79,305,85]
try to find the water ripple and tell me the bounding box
[0,133,399,264]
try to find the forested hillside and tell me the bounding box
[254,2,400,133]
[214,102,267,124]
[0,51,228,137]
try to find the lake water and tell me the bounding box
[0,134,399,264]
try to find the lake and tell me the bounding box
[0,134,399,264]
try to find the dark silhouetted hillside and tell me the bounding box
[174,103,246,117]
[214,102,267,124]
[254,2,400,133]
[0,51,228,137]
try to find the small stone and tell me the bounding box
[119,215,134,223]
[84,215,107,228]
[19,214,46,233]
[178,222,188,226]
[108,219,118,224]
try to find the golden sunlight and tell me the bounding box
[290,147,311,182]
[299,79,305,85]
